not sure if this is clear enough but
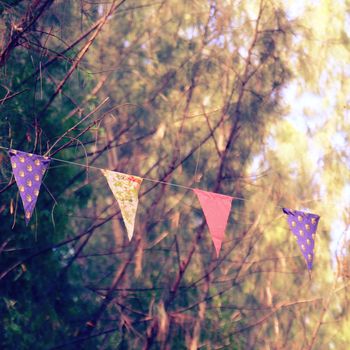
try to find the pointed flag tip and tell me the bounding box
[212,238,222,258]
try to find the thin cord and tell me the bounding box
[0,144,319,209]
[49,156,200,192]
[0,145,201,191]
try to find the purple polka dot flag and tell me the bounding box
[282,208,320,270]
[9,149,51,225]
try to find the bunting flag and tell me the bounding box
[193,189,233,257]
[101,169,143,240]
[283,208,320,270]
[9,149,51,225]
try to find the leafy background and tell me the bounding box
[1,0,350,349]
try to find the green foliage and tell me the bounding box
[1,0,350,349]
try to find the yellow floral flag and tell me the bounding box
[101,169,143,240]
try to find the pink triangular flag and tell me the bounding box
[193,189,233,257]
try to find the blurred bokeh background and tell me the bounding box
[1,1,350,348]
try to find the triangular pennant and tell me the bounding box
[283,208,320,270]
[9,149,51,225]
[193,188,233,257]
[101,169,142,240]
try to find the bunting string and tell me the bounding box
[0,145,327,269]
[0,144,298,207]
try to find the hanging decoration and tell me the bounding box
[2,146,326,275]
[283,208,320,270]
[101,169,143,240]
[193,188,233,257]
[8,149,51,225]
